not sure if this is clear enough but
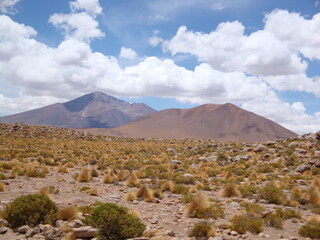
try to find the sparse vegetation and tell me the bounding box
[85,203,146,240]
[5,194,58,228]
[189,222,216,239]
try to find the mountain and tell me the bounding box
[0,92,156,128]
[85,103,297,142]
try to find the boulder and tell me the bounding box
[17,225,31,234]
[73,226,98,238]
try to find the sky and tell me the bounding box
[0,0,320,134]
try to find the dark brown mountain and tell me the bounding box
[0,92,156,128]
[85,103,297,142]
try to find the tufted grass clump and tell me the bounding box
[77,168,91,182]
[0,182,5,192]
[221,183,240,197]
[189,222,216,239]
[186,192,224,219]
[5,194,58,228]
[85,203,146,240]
[58,206,78,221]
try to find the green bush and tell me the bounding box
[264,213,284,229]
[299,222,320,239]
[230,214,263,234]
[192,204,224,219]
[259,186,286,205]
[239,185,257,198]
[5,194,58,228]
[190,222,216,239]
[85,203,146,240]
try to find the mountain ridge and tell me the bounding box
[84,103,297,142]
[0,92,156,128]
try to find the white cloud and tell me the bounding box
[149,36,164,47]
[49,0,104,42]
[163,22,307,76]
[0,0,20,14]
[264,9,320,60]
[211,2,227,11]
[70,0,102,16]
[119,47,138,60]
[49,12,104,42]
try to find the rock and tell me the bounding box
[17,225,31,234]
[314,160,320,168]
[229,202,240,208]
[208,237,224,240]
[150,218,158,224]
[230,230,238,236]
[295,148,308,154]
[55,219,65,228]
[26,228,39,238]
[73,226,99,238]
[0,218,8,227]
[0,226,8,234]
[127,238,150,240]
[164,230,175,237]
[171,160,182,165]
[288,142,299,148]
[44,228,64,240]
[68,219,84,228]
[254,144,266,152]
[295,165,310,173]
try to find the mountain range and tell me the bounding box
[0,92,297,141]
[0,92,155,128]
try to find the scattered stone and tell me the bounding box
[17,225,31,234]
[171,160,182,165]
[68,219,84,228]
[25,228,39,238]
[295,165,310,173]
[288,142,299,148]
[0,226,8,234]
[73,226,99,238]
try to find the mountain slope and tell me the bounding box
[86,103,297,142]
[0,92,156,128]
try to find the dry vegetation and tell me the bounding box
[0,123,320,239]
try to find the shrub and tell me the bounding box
[77,168,90,182]
[243,203,264,217]
[85,203,146,240]
[264,213,284,229]
[259,186,286,205]
[182,193,194,203]
[0,182,4,192]
[136,185,154,202]
[299,221,320,239]
[103,174,113,184]
[125,172,139,187]
[91,168,99,178]
[5,194,58,228]
[161,180,175,192]
[189,222,216,239]
[186,192,224,219]
[125,191,137,202]
[173,184,189,194]
[58,206,78,221]
[306,185,320,206]
[221,183,240,197]
[230,214,263,234]
[239,185,257,198]
[276,208,301,219]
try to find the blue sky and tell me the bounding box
[0,0,320,134]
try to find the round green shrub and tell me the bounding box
[299,222,320,239]
[190,222,216,239]
[6,194,58,228]
[85,203,146,240]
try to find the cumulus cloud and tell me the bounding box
[70,0,102,16]
[0,0,20,14]
[163,21,307,76]
[119,47,138,60]
[49,0,104,42]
